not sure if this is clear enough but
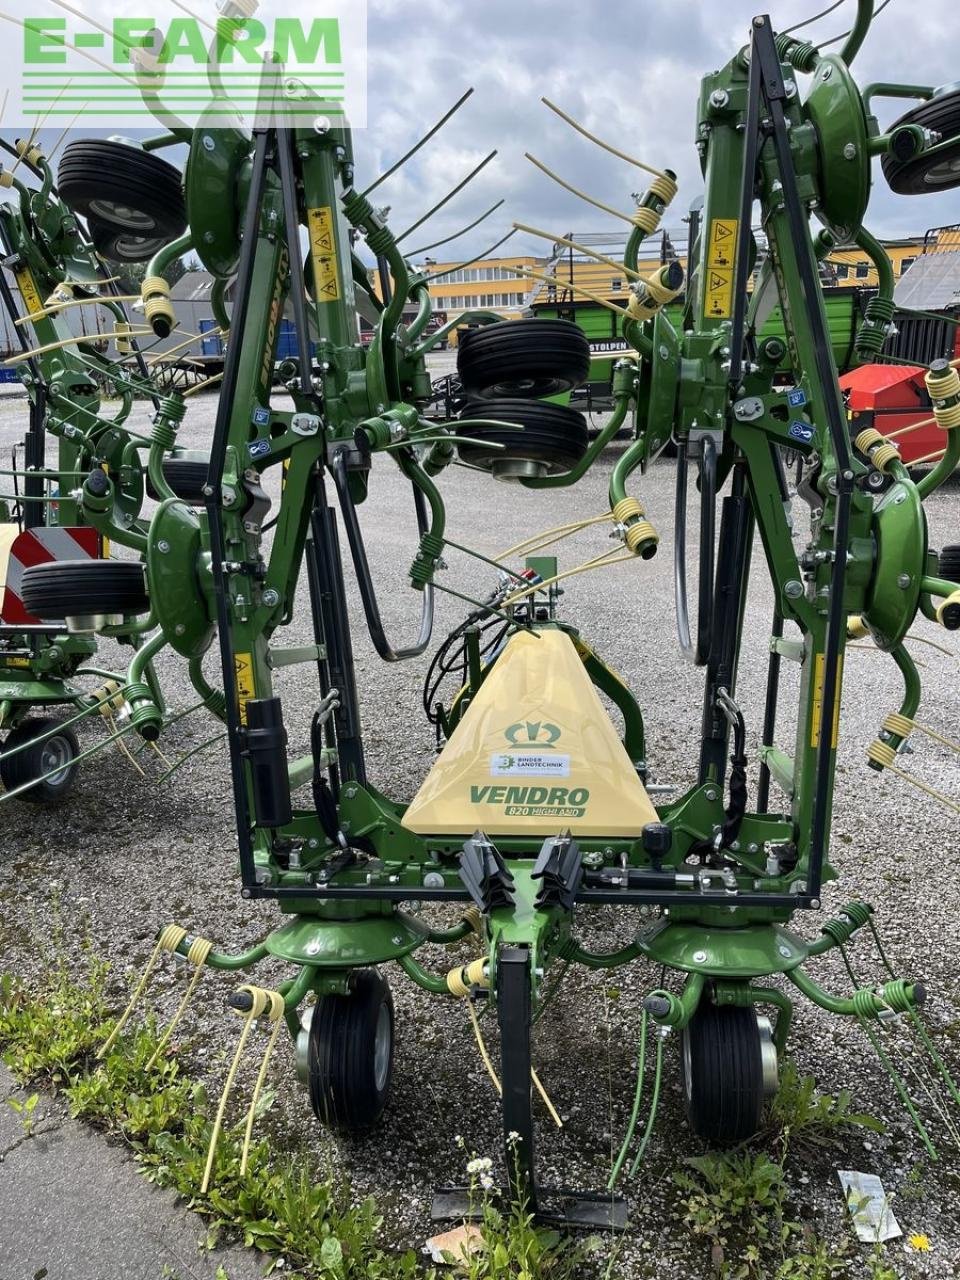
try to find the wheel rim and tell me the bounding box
[681,1026,693,1103]
[88,199,157,231]
[923,152,960,186]
[39,735,71,786]
[373,1002,391,1093]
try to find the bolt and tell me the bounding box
[897,574,911,590]
[778,944,792,958]
[784,579,804,599]
[156,539,170,554]
[704,788,719,802]
[262,588,280,607]
[175,623,186,635]
[693,949,708,963]
[784,78,797,99]
[811,898,821,909]
[343,785,357,799]
[391,936,404,947]
[658,344,670,359]
[305,939,321,956]
[202,134,215,151]
[709,89,729,109]
[821,65,833,80]
[203,231,215,244]
[842,142,857,160]
[423,871,444,889]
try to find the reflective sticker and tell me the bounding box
[307,206,341,302]
[234,651,256,725]
[788,388,807,408]
[248,438,271,458]
[788,420,814,443]
[810,652,844,749]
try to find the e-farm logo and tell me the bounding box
[4,1,367,129]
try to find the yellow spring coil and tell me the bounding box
[0,172,13,189]
[202,984,285,1193]
[871,441,901,472]
[625,264,685,323]
[853,427,885,453]
[926,364,960,430]
[632,206,662,234]
[93,679,127,716]
[15,139,43,166]
[115,321,132,355]
[882,712,914,739]
[460,906,483,938]
[612,496,659,557]
[97,923,187,1058]
[847,615,870,640]
[45,283,76,308]
[146,935,214,1070]
[447,957,488,997]
[867,737,960,816]
[647,172,679,205]
[936,589,960,628]
[142,275,176,334]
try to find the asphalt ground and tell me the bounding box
[0,380,958,1278]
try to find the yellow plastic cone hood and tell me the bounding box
[402,628,657,837]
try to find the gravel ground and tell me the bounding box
[0,380,959,1278]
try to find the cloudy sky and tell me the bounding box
[351,0,960,265]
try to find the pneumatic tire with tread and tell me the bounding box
[459,397,589,476]
[0,717,79,802]
[146,455,210,505]
[681,1001,767,1144]
[938,544,960,583]
[457,319,591,399]
[20,560,149,619]
[882,89,960,194]
[307,968,394,1133]
[89,216,164,265]
[58,140,186,252]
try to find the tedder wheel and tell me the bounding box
[146,453,211,505]
[58,140,187,254]
[457,319,591,399]
[20,560,149,620]
[0,717,79,802]
[304,968,394,1132]
[681,1000,779,1144]
[882,89,960,194]
[938,544,960,583]
[459,397,589,481]
[89,217,165,265]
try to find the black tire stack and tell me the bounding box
[455,319,591,480]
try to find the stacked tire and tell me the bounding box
[455,319,591,480]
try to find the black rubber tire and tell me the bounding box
[0,717,79,802]
[58,140,186,241]
[882,89,960,194]
[146,455,210,505]
[939,544,960,583]
[459,397,589,475]
[681,1001,765,1144]
[20,560,149,619]
[89,216,168,265]
[308,968,394,1133]
[457,319,591,399]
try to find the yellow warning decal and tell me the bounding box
[14,267,43,317]
[307,206,340,303]
[810,651,844,749]
[1,656,31,668]
[703,218,738,320]
[234,651,256,724]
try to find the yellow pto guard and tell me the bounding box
[403,628,657,836]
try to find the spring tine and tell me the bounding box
[360,88,475,199]
[406,199,505,258]
[394,150,498,245]
[0,719,142,804]
[422,228,518,284]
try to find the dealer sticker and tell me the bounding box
[490,752,570,778]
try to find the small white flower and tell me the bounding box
[466,1156,493,1175]
[480,1171,495,1191]
[506,1130,522,1146]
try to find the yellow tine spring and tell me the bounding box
[98,924,187,1058]
[145,936,214,1070]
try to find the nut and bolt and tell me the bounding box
[709,89,729,109]
[704,788,719,802]
[202,134,215,151]
[784,579,804,599]
[778,944,792,958]
[156,539,170,554]
[693,949,708,963]
[262,588,281,607]
[897,574,911,590]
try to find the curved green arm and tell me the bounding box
[397,450,446,546]
[877,642,922,757]
[563,939,642,970]
[921,574,960,602]
[609,435,647,509]
[80,479,148,552]
[522,392,631,490]
[404,283,433,344]
[917,429,960,500]
[211,277,231,333]
[188,656,227,720]
[144,232,194,288]
[397,951,453,996]
[839,0,875,68]
[644,971,705,1029]
[128,628,167,687]
[410,307,502,359]
[173,936,270,971]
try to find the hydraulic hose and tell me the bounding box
[329,450,435,661]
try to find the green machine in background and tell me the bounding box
[61,0,960,1223]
